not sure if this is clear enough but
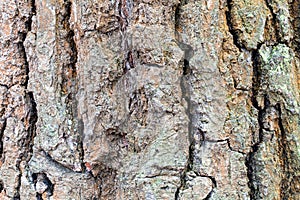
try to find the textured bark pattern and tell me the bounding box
[0,0,299,199]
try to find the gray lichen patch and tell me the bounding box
[258,43,299,112]
[229,0,269,49]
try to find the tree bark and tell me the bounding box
[0,0,299,199]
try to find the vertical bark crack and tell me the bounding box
[56,0,85,172]
[174,1,193,199]
[245,47,265,200]
[289,0,300,56]
[13,1,37,199]
[264,0,280,42]
[67,1,84,173]
[276,103,291,200]
[173,1,216,199]
[246,44,294,199]
[18,0,36,89]
[225,0,244,50]
[0,119,6,161]
[202,176,217,200]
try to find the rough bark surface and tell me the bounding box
[0,0,299,199]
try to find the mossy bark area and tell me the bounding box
[0,0,299,199]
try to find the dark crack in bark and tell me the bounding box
[19,0,36,89]
[32,173,54,200]
[245,100,268,199]
[203,175,217,200]
[0,180,3,193]
[264,0,280,42]
[276,103,292,200]
[246,41,299,199]
[175,57,194,200]
[245,47,265,200]
[225,0,244,51]
[14,92,38,200]
[174,1,203,199]
[55,0,85,173]
[0,119,6,161]
[289,0,300,56]
[13,1,37,199]
[23,92,38,161]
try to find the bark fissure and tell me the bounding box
[202,175,217,200]
[0,119,6,161]
[245,39,298,199]
[14,85,38,200]
[174,1,195,198]
[17,0,36,89]
[175,53,194,200]
[289,0,300,55]
[245,105,266,199]
[56,0,84,172]
[174,1,217,199]
[32,173,54,200]
[225,0,244,50]
[0,180,3,193]
[276,103,291,200]
[245,47,265,200]
[13,1,37,199]
[264,0,280,42]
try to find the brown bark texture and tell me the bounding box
[0,0,299,199]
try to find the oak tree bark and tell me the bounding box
[0,0,299,199]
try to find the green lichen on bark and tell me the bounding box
[258,44,298,112]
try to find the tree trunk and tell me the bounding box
[0,0,299,199]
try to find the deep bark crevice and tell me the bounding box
[276,103,291,200]
[0,180,3,193]
[225,0,244,51]
[13,1,37,199]
[19,91,38,200]
[56,0,85,173]
[17,0,36,89]
[175,68,194,200]
[202,175,217,200]
[32,172,54,200]
[289,0,300,56]
[264,0,280,43]
[174,1,194,199]
[245,100,267,199]
[246,47,265,199]
[0,119,6,161]
[27,0,36,32]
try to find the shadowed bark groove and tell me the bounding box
[246,47,264,200]
[174,1,197,199]
[276,103,291,200]
[225,0,244,50]
[0,119,6,161]
[14,1,37,199]
[289,0,300,55]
